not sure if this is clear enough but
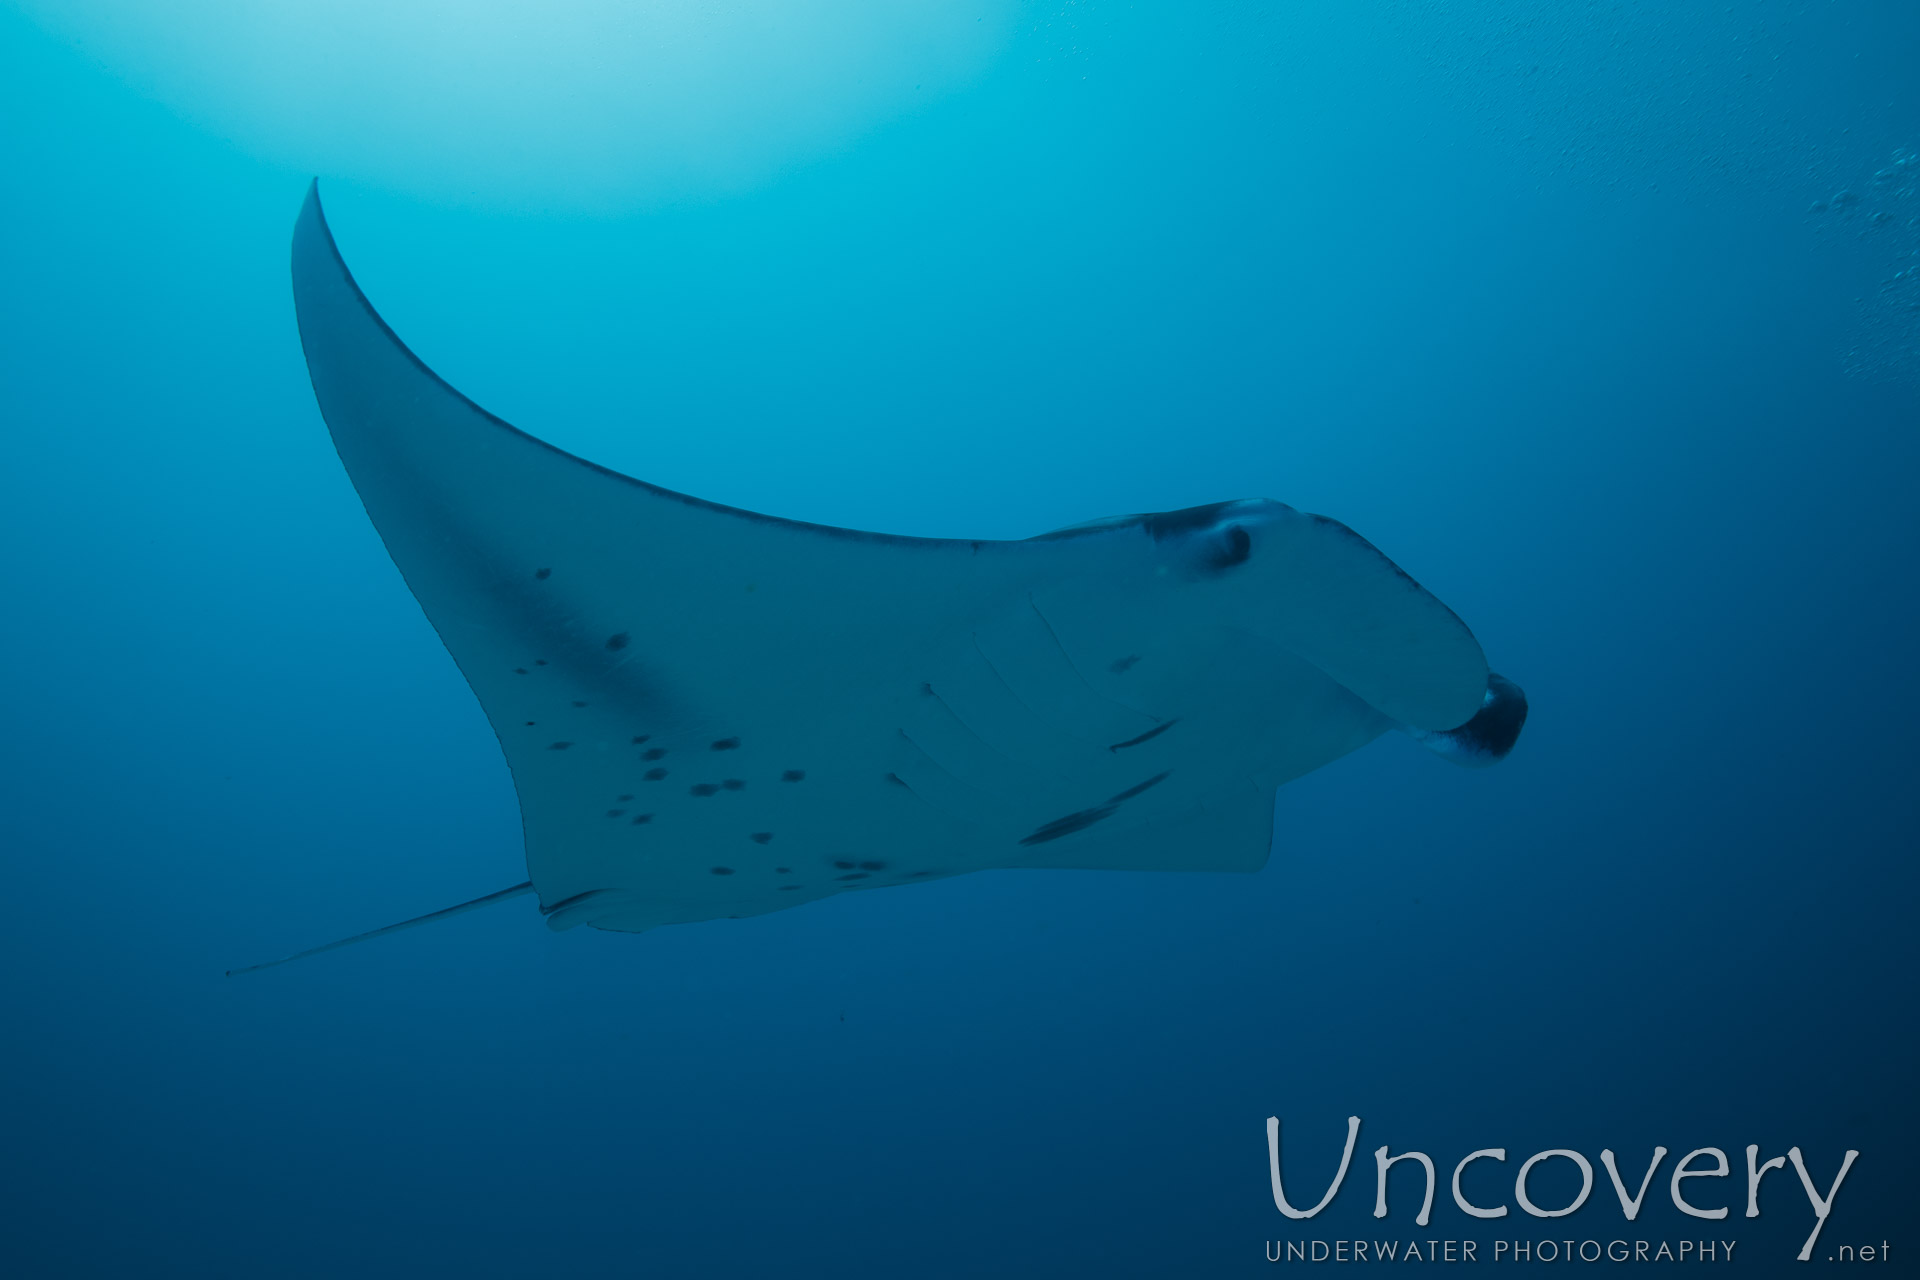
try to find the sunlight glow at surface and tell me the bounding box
[15,0,1016,210]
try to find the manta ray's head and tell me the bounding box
[1132,496,1523,757]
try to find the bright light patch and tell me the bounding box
[18,0,1016,210]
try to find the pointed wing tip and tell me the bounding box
[294,179,359,294]
[294,179,333,255]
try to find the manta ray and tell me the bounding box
[236,183,1526,973]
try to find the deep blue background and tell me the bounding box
[3,2,1916,1274]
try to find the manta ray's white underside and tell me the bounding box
[251,182,1525,967]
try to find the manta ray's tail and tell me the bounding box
[225,882,536,976]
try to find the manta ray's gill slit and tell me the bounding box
[968,635,1044,724]
[722,779,744,790]
[1025,595,1139,715]
[630,814,652,825]
[895,727,969,786]
[915,681,1018,769]
[711,867,734,876]
[775,867,792,874]
[549,742,572,751]
[643,748,667,760]
[1109,720,1177,752]
[644,768,667,780]
[1108,654,1140,674]
[631,735,651,745]
[534,568,552,580]
[606,809,625,818]
[606,633,629,651]
[711,737,741,750]
[690,784,718,797]
[749,833,773,844]
[782,769,806,782]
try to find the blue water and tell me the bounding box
[3,3,1916,1274]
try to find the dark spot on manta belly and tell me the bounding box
[617,794,633,801]
[534,659,548,666]
[750,832,773,844]
[631,814,652,825]
[722,779,744,791]
[711,866,734,875]
[534,568,551,579]
[774,866,791,874]
[572,700,588,708]
[1108,655,1139,674]
[549,742,572,751]
[513,668,528,675]
[833,860,855,869]
[631,735,650,745]
[606,632,629,651]
[690,783,718,797]
[779,885,802,891]
[858,860,885,871]
[836,873,870,881]
[1109,720,1176,752]
[711,737,740,751]
[606,809,624,818]
[782,770,805,782]
[645,768,667,781]
[643,748,667,761]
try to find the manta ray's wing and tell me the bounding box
[288,182,1510,940]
